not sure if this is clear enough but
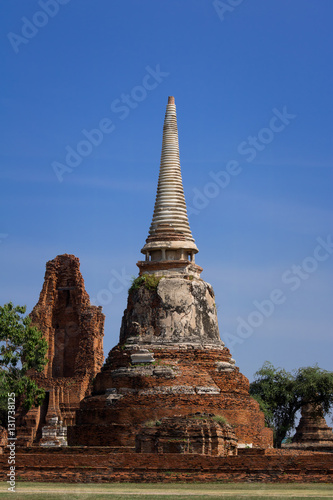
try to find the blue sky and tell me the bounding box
[1,0,332,382]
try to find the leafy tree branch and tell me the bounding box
[0,302,48,427]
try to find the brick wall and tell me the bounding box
[0,448,332,483]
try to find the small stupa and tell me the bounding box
[68,97,272,450]
[284,403,333,452]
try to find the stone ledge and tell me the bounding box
[109,365,177,379]
[139,386,196,396]
[216,360,236,372]
[195,386,221,395]
[131,350,155,364]
[123,342,225,350]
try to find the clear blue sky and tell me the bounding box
[1,0,332,381]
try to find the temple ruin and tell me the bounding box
[3,96,333,482]
[67,97,272,450]
[16,254,104,446]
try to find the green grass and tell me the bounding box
[212,415,228,425]
[0,482,333,499]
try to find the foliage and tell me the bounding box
[129,275,146,291]
[191,414,229,425]
[294,365,333,415]
[0,302,48,426]
[212,414,228,425]
[144,419,162,427]
[250,361,297,447]
[129,274,163,292]
[250,361,333,448]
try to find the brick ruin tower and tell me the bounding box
[68,97,273,450]
[16,254,104,446]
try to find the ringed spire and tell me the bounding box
[138,97,201,278]
[147,96,195,243]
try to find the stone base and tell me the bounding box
[282,443,333,453]
[2,448,333,483]
[40,417,67,447]
[137,260,203,279]
[68,345,272,448]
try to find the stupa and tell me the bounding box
[284,403,333,452]
[68,97,272,449]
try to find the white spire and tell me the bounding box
[147,96,195,243]
[139,97,200,278]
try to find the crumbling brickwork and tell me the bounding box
[16,254,104,446]
[0,427,7,454]
[68,340,272,448]
[135,413,238,455]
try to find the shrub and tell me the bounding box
[129,276,146,292]
[212,414,229,425]
[144,419,162,427]
[129,274,163,292]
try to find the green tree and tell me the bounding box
[294,365,333,416]
[250,361,333,448]
[0,302,48,427]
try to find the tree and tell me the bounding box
[249,361,298,448]
[0,302,48,427]
[249,361,333,448]
[294,365,333,416]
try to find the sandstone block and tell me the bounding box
[153,366,176,378]
[139,385,196,396]
[216,361,236,372]
[131,351,155,364]
[195,386,221,395]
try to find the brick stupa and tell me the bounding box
[68,97,273,449]
[285,403,333,452]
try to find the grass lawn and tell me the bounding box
[1,482,333,499]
